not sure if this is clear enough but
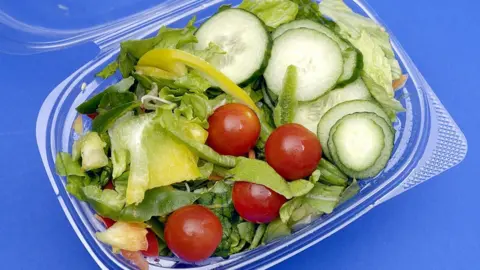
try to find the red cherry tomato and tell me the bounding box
[232,182,287,223]
[103,180,114,190]
[164,205,222,262]
[98,216,116,228]
[87,112,98,120]
[265,123,322,180]
[141,229,159,257]
[207,103,260,156]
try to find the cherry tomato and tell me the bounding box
[87,112,98,120]
[265,123,322,180]
[207,103,260,156]
[164,205,222,262]
[141,229,159,257]
[232,182,287,223]
[98,216,116,228]
[103,180,114,190]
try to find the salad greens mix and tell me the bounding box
[55,0,406,268]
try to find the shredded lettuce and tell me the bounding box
[239,0,299,29]
[319,0,404,117]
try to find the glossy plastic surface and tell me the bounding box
[34,0,468,269]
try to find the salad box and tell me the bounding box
[34,0,467,269]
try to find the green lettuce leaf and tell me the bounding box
[97,92,136,114]
[82,185,126,219]
[339,179,360,205]
[109,112,206,205]
[319,0,404,117]
[55,152,85,177]
[229,157,293,199]
[237,222,255,243]
[72,132,109,171]
[174,93,213,129]
[96,61,119,79]
[288,179,314,197]
[262,218,291,244]
[304,182,345,214]
[239,0,299,29]
[197,181,237,257]
[119,187,200,222]
[117,17,198,78]
[249,224,267,249]
[174,70,211,94]
[292,0,330,24]
[76,76,135,114]
[66,176,87,200]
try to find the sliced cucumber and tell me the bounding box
[294,78,371,133]
[273,20,361,85]
[317,100,390,158]
[195,9,271,86]
[338,47,362,85]
[264,28,343,101]
[331,115,385,171]
[328,112,394,179]
[272,20,348,50]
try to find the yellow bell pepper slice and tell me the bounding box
[138,49,260,113]
[134,66,178,80]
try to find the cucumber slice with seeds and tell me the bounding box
[294,78,371,133]
[328,112,394,179]
[273,20,361,84]
[195,9,272,86]
[265,28,343,102]
[317,100,390,158]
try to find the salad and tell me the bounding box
[55,0,408,268]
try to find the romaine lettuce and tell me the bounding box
[239,0,299,29]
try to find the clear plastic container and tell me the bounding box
[32,0,468,269]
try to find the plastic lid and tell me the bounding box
[0,0,220,54]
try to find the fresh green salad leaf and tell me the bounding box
[82,185,126,219]
[97,92,136,113]
[249,224,267,249]
[175,93,213,128]
[76,77,135,114]
[229,157,293,199]
[96,61,119,79]
[157,109,237,168]
[237,222,255,243]
[304,182,345,214]
[174,70,211,94]
[72,132,109,171]
[262,218,291,244]
[288,179,314,197]
[319,0,404,117]
[109,112,206,205]
[197,181,238,257]
[117,17,198,78]
[339,179,360,205]
[66,176,87,200]
[239,0,299,29]
[92,101,142,133]
[257,105,275,150]
[274,65,298,127]
[55,152,85,177]
[146,218,170,255]
[120,187,200,222]
[292,0,329,24]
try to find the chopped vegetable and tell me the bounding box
[56,0,407,263]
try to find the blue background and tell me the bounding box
[0,0,478,269]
